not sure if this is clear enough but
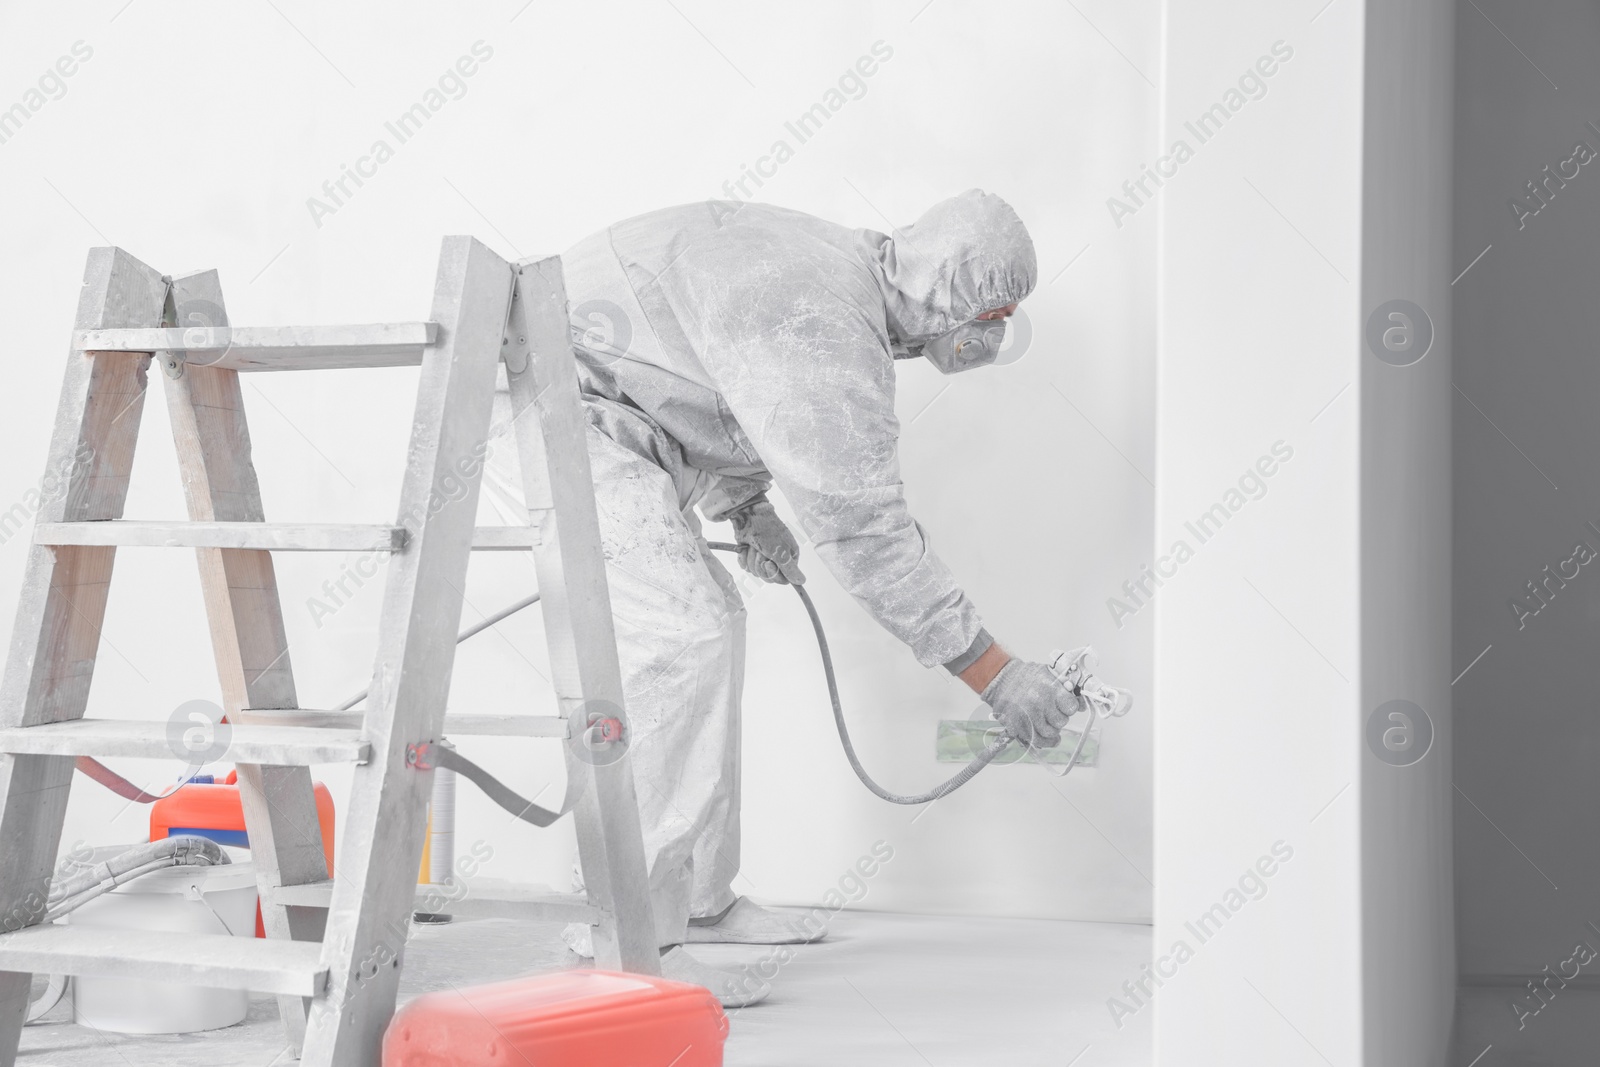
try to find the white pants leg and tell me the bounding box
[567,416,746,951]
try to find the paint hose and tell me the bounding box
[75,542,1118,820]
[394,543,1113,812]
[27,836,232,1026]
[44,835,231,922]
[705,542,1097,804]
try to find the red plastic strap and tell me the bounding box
[74,756,163,804]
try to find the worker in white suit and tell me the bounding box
[507,190,1072,1005]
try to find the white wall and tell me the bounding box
[1156,0,1454,1063]
[0,1,1157,923]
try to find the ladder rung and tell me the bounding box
[34,522,535,553]
[267,879,598,924]
[237,709,571,738]
[0,720,370,765]
[426,883,599,924]
[35,521,406,553]
[234,709,363,729]
[470,526,541,551]
[437,713,570,737]
[0,924,327,996]
[73,322,438,371]
[267,880,339,908]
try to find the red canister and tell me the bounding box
[149,771,336,936]
[384,970,728,1067]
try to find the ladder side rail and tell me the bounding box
[504,256,660,974]
[0,247,168,1065]
[301,237,513,1067]
[162,270,332,1053]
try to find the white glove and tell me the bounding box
[728,497,805,585]
[981,659,1085,749]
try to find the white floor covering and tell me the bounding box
[19,909,1153,1066]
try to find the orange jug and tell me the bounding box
[149,770,335,936]
[384,970,728,1067]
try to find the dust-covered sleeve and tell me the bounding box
[701,298,988,669]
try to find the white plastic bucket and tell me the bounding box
[66,860,258,1034]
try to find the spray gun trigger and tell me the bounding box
[1047,646,1134,718]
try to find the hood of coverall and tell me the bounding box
[856,188,1038,349]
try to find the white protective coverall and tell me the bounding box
[497,189,1037,951]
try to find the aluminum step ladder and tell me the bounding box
[0,239,660,1067]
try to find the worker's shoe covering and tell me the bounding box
[683,897,827,945]
[660,947,771,1009]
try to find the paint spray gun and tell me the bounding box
[1036,646,1134,780]
[801,594,1133,804]
[1049,646,1134,720]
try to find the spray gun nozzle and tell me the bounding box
[1047,646,1134,719]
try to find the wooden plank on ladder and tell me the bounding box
[0,247,168,1064]
[74,321,437,371]
[504,255,661,974]
[301,237,513,1067]
[34,520,408,552]
[163,269,331,1055]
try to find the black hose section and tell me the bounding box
[458,591,543,644]
[418,742,562,828]
[705,541,1016,805]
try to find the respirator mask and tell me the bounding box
[905,319,1008,375]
